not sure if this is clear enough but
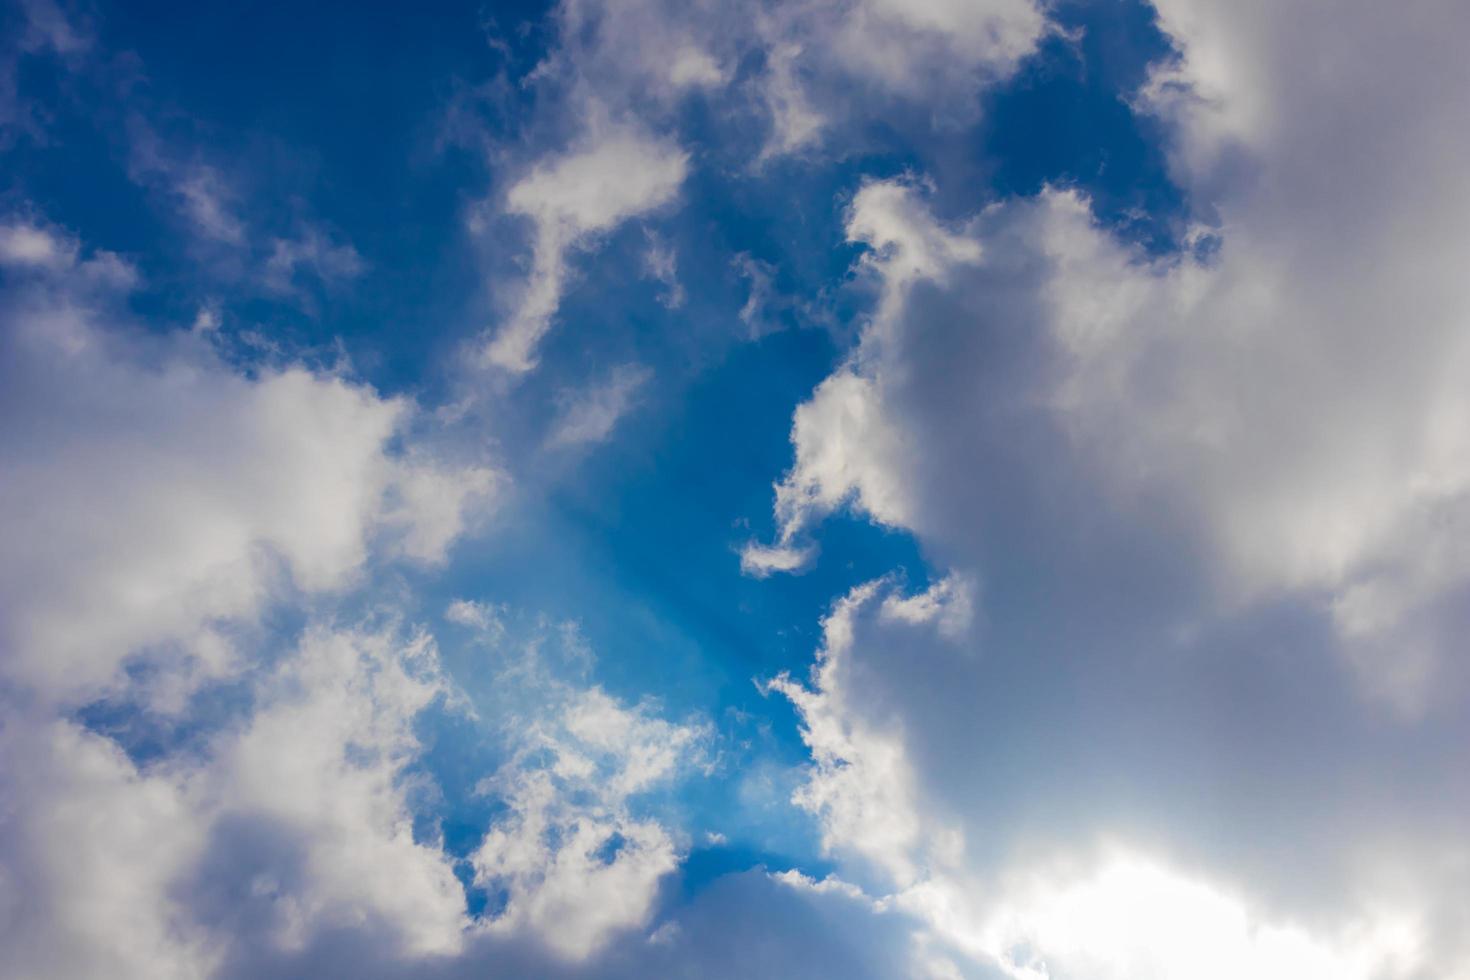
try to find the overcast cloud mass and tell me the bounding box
[2,0,1467,976]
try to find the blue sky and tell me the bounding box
[4,0,1470,977]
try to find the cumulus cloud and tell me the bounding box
[0,619,470,979]
[744,0,1048,160]
[762,0,1470,704]
[0,248,496,704]
[902,849,1423,980]
[0,713,214,980]
[14,0,1470,977]
[770,578,1442,978]
[750,0,1470,971]
[212,865,935,980]
[0,216,490,975]
[187,625,470,958]
[0,214,703,972]
[472,698,689,959]
[740,179,980,570]
[444,606,711,961]
[980,0,1470,714]
[766,576,973,889]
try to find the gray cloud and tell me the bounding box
[752,0,1470,972]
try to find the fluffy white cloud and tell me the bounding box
[904,850,1423,980]
[1005,0,1470,713]
[0,217,493,976]
[0,227,496,705]
[741,179,980,569]
[0,623,470,980]
[497,0,1048,182]
[815,0,1044,98]
[0,271,700,974]
[472,732,682,960]
[202,625,469,956]
[767,576,972,888]
[761,0,1470,705]
[0,209,735,977]
[745,0,1047,160]
[481,129,688,373]
[448,607,709,961]
[0,714,215,980]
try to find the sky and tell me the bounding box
[1,0,1467,977]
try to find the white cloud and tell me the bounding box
[0,713,216,980]
[903,851,1423,980]
[769,370,911,536]
[0,622,470,979]
[481,129,688,373]
[202,625,469,956]
[262,225,365,295]
[760,0,1470,711]
[127,122,248,246]
[739,540,814,578]
[444,598,507,636]
[457,610,710,961]
[545,362,652,450]
[0,214,137,287]
[826,0,1044,98]
[749,0,1048,160]
[0,217,704,973]
[755,40,825,161]
[1002,0,1470,713]
[0,214,513,976]
[752,2,1470,965]
[0,233,498,706]
[549,0,735,105]
[667,45,727,90]
[497,0,1048,188]
[767,577,971,889]
[382,454,500,565]
[641,230,685,309]
[0,218,76,268]
[741,178,984,572]
[771,576,1442,979]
